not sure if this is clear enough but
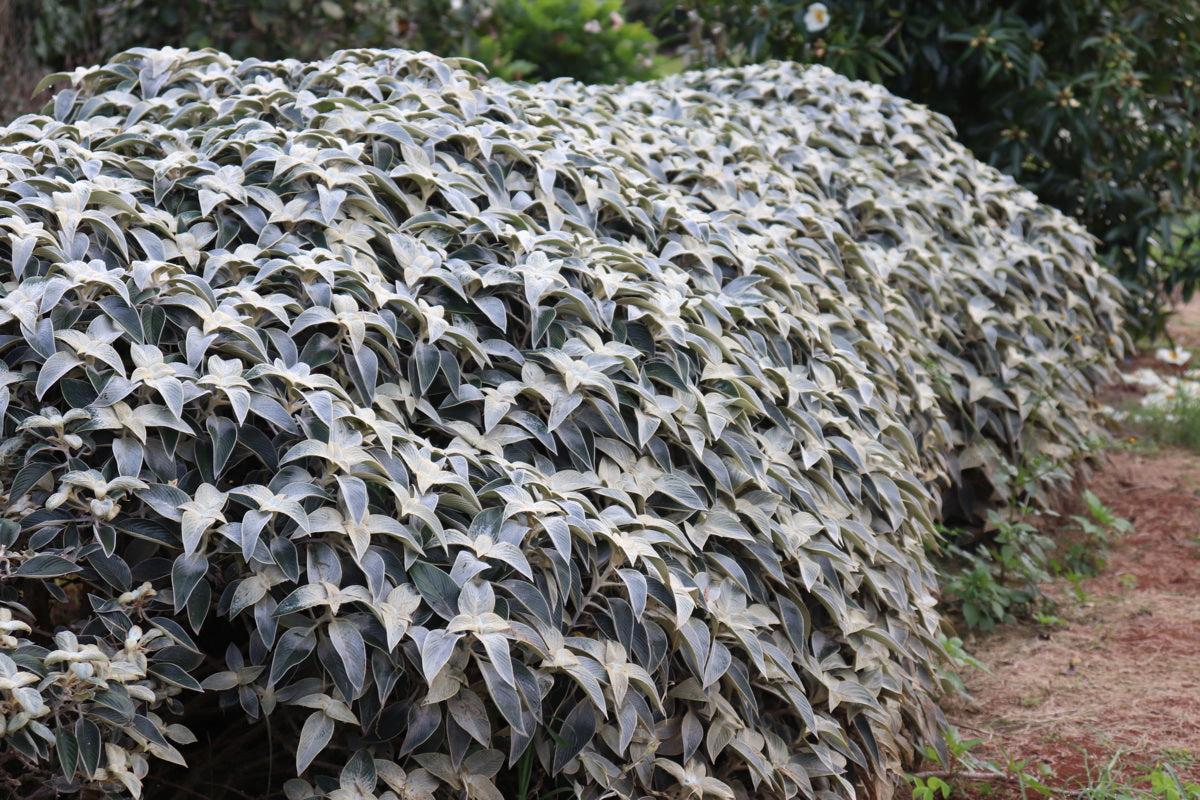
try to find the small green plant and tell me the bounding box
[1144,764,1200,800]
[911,725,989,774]
[1050,491,1133,578]
[935,633,989,698]
[939,492,1131,629]
[909,736,1200,800]
[907,727,1049,800]
[939,635,987,674]
[910,774,953,800]
[1064,749,1200,800]
[1054,542,1106,578]
[1033,610,1067,627]
[943,728,988,762]
[939,511,1053,630]
[1061,571,1092,604]
[1081,491,1134,536]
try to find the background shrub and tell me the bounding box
[23,0,408,65]
[408,0,659,84]
[647,0,1200,337]
[0,47,1121,799]
[3,0,658,121]
[0,0,48,122]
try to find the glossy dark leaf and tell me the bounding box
[92,687,135,724]
[551,700,596,775]
[55,727,78,779]
[413,342,441,395]
[148,662,203,692]
[7,461,54,508]
[327,618,367,695]
[409,561,459,621]
[269,628,316,686]
[207,415,238,479]
[76,717,101,777]
[15,554,81,579]
[171,553,208,613]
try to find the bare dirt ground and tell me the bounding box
[940,296,1200,791]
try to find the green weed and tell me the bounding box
[938,492,1131,630]
[1065,749,1200,800]
[908,734,1200,800]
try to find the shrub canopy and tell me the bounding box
[659,0,1200,335]
[0,48,1121,799]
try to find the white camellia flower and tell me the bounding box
[1155,347,1193,366]
[804,2,830,32]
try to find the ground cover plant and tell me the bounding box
[0,48,1123,799]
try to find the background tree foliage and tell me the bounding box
[10,0,658,93]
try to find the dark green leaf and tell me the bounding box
[207,416,238,479]
[15,554,81,579]
[148,662,203,692]
[55,727,78,778]
[76,718,101,777]
[413,342,440,395]
[409,561,459,620]
[171,553,208,613]
[7,461,55,508]
[551,699,596,775]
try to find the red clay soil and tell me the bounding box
[937,297,1200,792]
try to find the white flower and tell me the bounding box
[584,19,602,34]
[1155,347,1192,366]
[804,3,830,33]
[1140,376,1200,410]
[1123,368,1164,388]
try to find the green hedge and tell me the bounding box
[0,48,1121,799]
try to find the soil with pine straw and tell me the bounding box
[935,295,1200,792]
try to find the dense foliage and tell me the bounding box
[24,0,408,66]
[408,0,659,84]
[10,1,1194,335]
[656,0,1200,336]
[13,0,658,93]
[0,48,1121,799]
